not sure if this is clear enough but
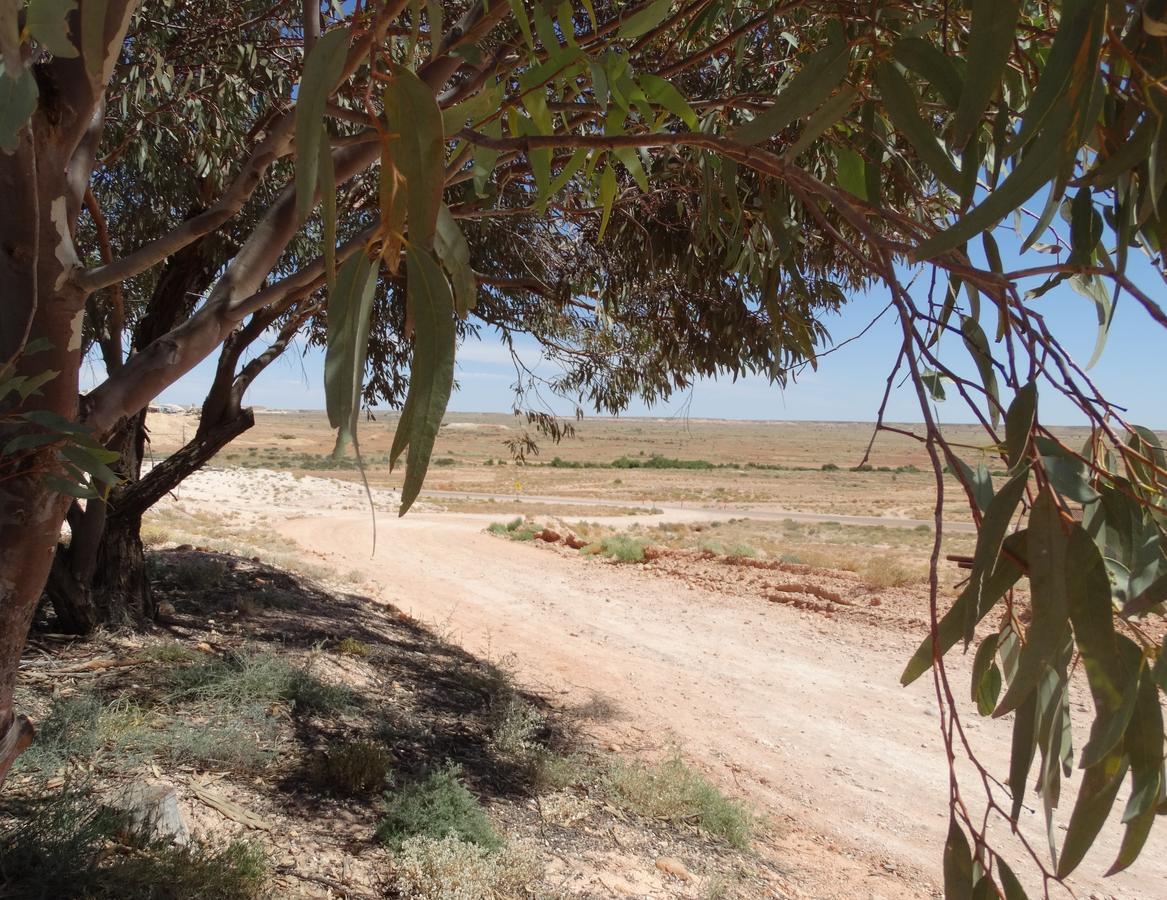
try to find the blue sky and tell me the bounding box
[132,258,1163,428]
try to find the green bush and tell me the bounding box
[486,522,509,535]
[376,766,500,851]
[433,457,456,467]
[504,517,524,532]
[605,754,752,849]
[599,535,647,563]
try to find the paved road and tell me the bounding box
[418,487,978,533]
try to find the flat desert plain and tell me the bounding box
[139,410,1163,899]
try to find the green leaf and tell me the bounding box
[639,73,698,130]
[384,64,446,248]
[618,0,671,40]
[960,317,1001,429]
[1004,382,1036,471]
[1008,690,1039,821]
[834,147,867,200]
[732,31,850,146]
[0,68,38,153]
[394,247,456,515]
[1067,530,1140,768]
[434,204,476,318]
[1069,186,1103,266]
[892,37,962,107]
[324,253,378,456]
[922,369,946,402]
[996,859,1029,900]
[1069,275,1113,370]
[901,524,1026,686]
[953,0,1021,149]
[943,818,975,900]
[507,0,532,48]
[612,146,649,193]
[548,147,589,196]
[1104,659,1163,874]
[597,163,617,240]
[781,87,857,161]
[294,28,350,222]
[971,634,1001,715]
[962,468,1029,645]
[1056,751,1129,878]
[319,123,337,291]
[875,62,962,191]
[472,117,502,198]
[995,489,1072,717]
[59,442,119,488]
[26,0,79,58]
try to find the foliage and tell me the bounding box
[0,0,1165,890]
[376,766,501,851]
[605,753,752,849]
[0,788,266,900]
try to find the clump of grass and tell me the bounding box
[487,698,583,793]
[598,535,647,563]
[333,637,372,657]
[486,522,509,536]
[165,555,229,591]
[433,457,457,467]
[376,766,501,851]
[156,702,282,773]
[505,517,524,532]
[726,543,758,559]
[605,754,752,849]
[860,556,920,589]
[388,835,539,900]
[15,694,148,775]
[142,641,204,665]
[310,741,393,795]
[168,650,357,713]
[0,788,266,899]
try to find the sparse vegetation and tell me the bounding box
[167,649,356,713]
[376,766,501,851]
[387,835,539,900]
[310,741,393,795]
[0,788,266,900]
[606,754,752,849]
[333,637,373,657]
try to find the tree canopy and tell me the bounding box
[2,1,1167,895]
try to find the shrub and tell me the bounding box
[860,557,920,589]
[598,535,647,563]
[310,741,393,795]
[388,836,539,900]
[605,754,752,848]
[820,463,839,471]
[333,637,372,657]
[0,788,266,899]
[434,457,456,467]
[485,522,509,535]
[376,766,500,850]
[156,702,282,773]
[726,544,758,559]
[166,555,229,591]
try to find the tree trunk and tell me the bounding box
[43,408,255,634]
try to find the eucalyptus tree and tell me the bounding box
[2,1,1167,894]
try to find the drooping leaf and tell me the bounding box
[876,62,962,191]
[294,28,350,222]
[943,817,975,900]
[892,37,962,107]
[617,0,671,40]
[1056,751,1130,878]
[394,246,456,515]
[324,253,378,456]
[319,123,337,291]
[1106,660,1164,874]
[639,73,698,130]
[384,64,446,248]
[733,28,849,146]
[434,204,476,318]
[1004,382,1036,471]
[597,163,617,240]
[953,0,1021,149]
[995,489,1072,717]
[960,317,1001,429]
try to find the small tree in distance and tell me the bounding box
[1,2,1165,894]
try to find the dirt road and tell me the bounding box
[163,468,1163,899]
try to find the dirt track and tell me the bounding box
[165,468,1164,899]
